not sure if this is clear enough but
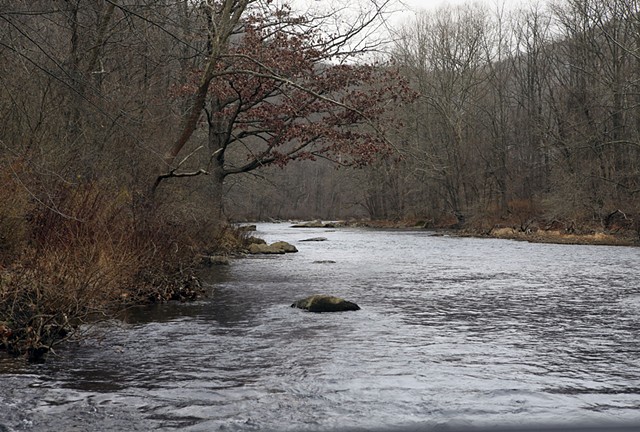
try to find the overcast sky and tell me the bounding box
[291,0,541,28]
[398,0,536,11]
[389,0,546,31]
[289,0,542,50]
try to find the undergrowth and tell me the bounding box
[0,163,240,362]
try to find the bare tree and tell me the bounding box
[150,0,410,221]
[392,4,490,224]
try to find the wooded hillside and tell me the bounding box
[227,0,640,236]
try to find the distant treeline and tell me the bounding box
[228,0,640,234]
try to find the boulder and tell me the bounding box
[248,241,297,254]
[270,241,298,253]
[248,243,285,254]
[291,295,360,313]
[300,237,328,242]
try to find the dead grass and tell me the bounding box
[0,171,213,361]
[486,226,635,246]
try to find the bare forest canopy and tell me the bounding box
[1,0,639,232]
[234,0,640,233]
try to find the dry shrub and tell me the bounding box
[0,153,255,361]
[507,198,542,232]
[208,224,251,255]
[124,218,203,304]
[0,161,31,266]
[465,202,504,233]
[0,178,203,361]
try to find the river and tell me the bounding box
[1,223,639,431]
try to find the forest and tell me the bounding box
[1,0,639,360]
[230,0,640,235]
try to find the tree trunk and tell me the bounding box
[208,162,226,223]
[207,96,229,223]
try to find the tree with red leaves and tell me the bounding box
[153,0,414,218]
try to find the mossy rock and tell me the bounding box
[270,241,298,253]
[248,243,285,254]
[291,295,360,313]
[248,241,297,254]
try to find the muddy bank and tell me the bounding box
[460,226,638,246]
[282,218,639,247]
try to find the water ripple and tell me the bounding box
[1,224,639,431]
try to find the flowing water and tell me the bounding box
[1,223,640,431]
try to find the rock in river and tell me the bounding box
[291,220,338,228]
[291,220,325,228]
[270,241,298,253]
[248,243,284,254]
[248,241,297,254]
[291,295,360,313]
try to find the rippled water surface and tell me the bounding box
[1,224,640,431]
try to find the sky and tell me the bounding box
[393,0,540,22]
[398,0,536,12]
[288,0,543,52]
[386,0,551,37]
[291,0,541,29]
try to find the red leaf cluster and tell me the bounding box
[175,4,416,172]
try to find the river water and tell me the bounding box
[1,223,640,431]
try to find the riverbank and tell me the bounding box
[5,211,633,362]
[460,226,639,246]
[0,222,251,362]
[0,177,252,362]
[285,218,639,247]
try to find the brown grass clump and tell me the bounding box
[0,172,208,361]
[203,223,251,255]
[0,163,31,267]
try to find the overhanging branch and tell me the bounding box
[213,58,399,150]
[153,146,214,193]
